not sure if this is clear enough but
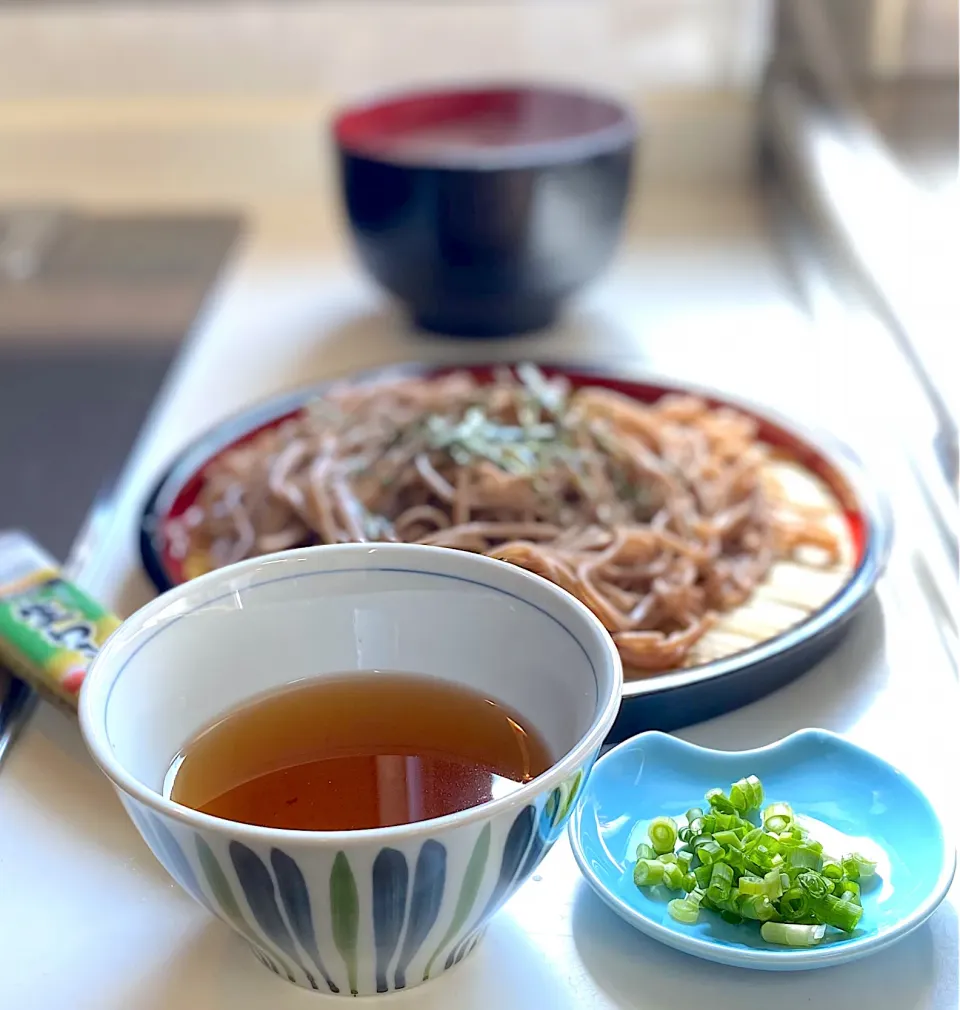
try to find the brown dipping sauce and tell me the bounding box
[167,672,553,831]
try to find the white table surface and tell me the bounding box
[1,194,956,1010]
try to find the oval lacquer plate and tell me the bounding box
[139,363,891,739]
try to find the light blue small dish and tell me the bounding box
[569,729,955,970]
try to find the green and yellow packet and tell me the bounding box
[0,530,120,709]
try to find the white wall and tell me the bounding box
[0,2,772,98]
[0,2,773,202]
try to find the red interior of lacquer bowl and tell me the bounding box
[159,368,867,585]
[333,86,633,162]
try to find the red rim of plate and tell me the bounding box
[139,362,892,701]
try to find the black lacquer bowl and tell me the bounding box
[332,85,637,337]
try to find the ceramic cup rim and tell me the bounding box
[79,542,623,846]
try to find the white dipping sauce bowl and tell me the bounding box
[80,543,622,996]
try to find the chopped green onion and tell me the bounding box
[730,775,764,814]
[723,849,747,873]
[746,775,764,807]
[821,860,844,880]
[741,827,763,848]
[738,870,782,901]
[694,864,713,889]
[748,836,782,872]
[797,871,831,900]
[668,898,701,924]
[633,859,665,887]
[729,780,750,813]
[713,813,742,832]
[737,874,767,896]
[763,802,794,833]
[648,816,679,854]
[662,862,685,891]
[694,839,725,865]
[706,789,737,814]
[840,879,861,901]
[787,845,823,871]
[738,894,777,921]
[706,862,735,904]
[764,869,785,899]
[632,775,880,945]
[779,888,810,921]
[811,894,863,932]
[760,922,826,947]
[841,853,878,880]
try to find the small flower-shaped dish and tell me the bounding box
[569,729,955,970]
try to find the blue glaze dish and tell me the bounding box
[569,729,955,970]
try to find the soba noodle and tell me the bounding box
[168,366,841,672]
